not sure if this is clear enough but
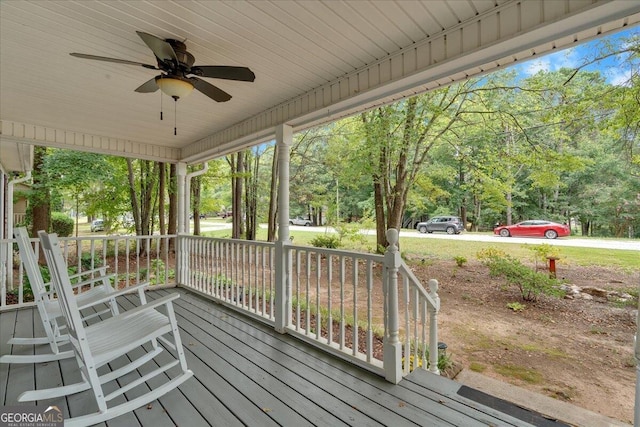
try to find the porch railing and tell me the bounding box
[1,230,439,382]
[179,235,276,322]
[1,233,177,310]
[179,229,440,382]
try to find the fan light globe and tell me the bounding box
[156,76,194,99]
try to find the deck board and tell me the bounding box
[0,288,554,426]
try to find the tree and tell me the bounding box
[126,159,159,236]
[227,152,245,239]
[357,82,476,251]
[44,150,111,236]
[267,144,279,241]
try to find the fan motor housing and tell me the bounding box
[167,39,195,69]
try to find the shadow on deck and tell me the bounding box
[1,288,573,426]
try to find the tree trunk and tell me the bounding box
[231,153,244,239]
[126,159,141,235]
[267,145,279,242]
[127,159,158,239]
[159,162,166,236]
[191,173,201,235]
[245,150,259,241]
[373,177,387,252]
[168,164,177,252]
[459,167,467,230]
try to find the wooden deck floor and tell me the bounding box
[1,288,567,427]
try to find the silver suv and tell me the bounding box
[416,216,464,235]
[289,216,312,226]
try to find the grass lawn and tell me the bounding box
[201,227,639,271]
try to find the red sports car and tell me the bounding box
[494,220,570,239]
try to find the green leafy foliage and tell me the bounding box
[80,253,103,270]
[479,251,564,302]
[50,212,74,237]
[402,346,454,373]
[526,244,561,270]
[310,234,341,249]
[334,222,367,245]
[507,302,526,312]
[454,255,467,267]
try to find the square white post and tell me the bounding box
[384,228,402,383]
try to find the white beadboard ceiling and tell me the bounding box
[1,0,640,170]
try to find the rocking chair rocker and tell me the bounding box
[1,228,148,364]
[20,230,193,426]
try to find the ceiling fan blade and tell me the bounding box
[192,66,255,82]
[135,77,159,93]
[190,77,232,102]
[70,53,158,69]
[136,31,178,63]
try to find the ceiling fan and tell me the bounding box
[70,31,255,103]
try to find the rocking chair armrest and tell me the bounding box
[113,293,180,321]
[70,273,117,291]
[41,267,112,297]
[76,282,150,310]
[68,266,109,281]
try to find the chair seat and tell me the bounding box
[85,308,171,366]
[76,284,114,304]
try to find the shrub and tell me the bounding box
[482,254,564,302]
[80,253,102,270]
[526,244,561,270]
[310,234,341,249]
[476,246,507,262]
[507,302,526,312]
[402,347,454,373]
[454,255,467,267]
[334,222,367,245]
[51,212,74,237]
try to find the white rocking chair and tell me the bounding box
[24,230,193,427]
[0,227,148,364]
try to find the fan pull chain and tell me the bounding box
[160,91,163,120]
[174,99,177,136]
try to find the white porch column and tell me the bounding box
[0,170,5,241]
[5,172,31,292]
[0,171,6,307]
[176,162,188,287]
[274,123,292,333]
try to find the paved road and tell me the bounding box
[198,222,640,251]
[399,230,640,251]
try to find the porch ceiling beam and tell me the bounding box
[0,120,181,163]
[181,0,640,163]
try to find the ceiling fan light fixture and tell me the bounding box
[156,75,193,99]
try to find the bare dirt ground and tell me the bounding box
[410,259,639,424]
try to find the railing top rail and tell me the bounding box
[182,235,275,248]
[57,234,178,243]
[398,262,438,309]
[288,244,385,262]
